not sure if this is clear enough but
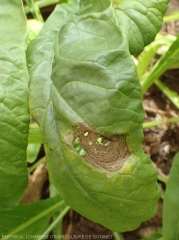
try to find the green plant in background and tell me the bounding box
[136,153,179,240]
[2,0,179,238]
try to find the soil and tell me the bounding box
[24,0,179,239]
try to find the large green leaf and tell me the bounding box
[0,0,29,209]
[0,196,67,239]
[27,0,79,126]
[79,0,110,14]
[28,0,161,232]
[114,0,169,55]
[163,153,179,240]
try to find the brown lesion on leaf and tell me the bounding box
[73,123,130,172]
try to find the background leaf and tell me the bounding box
[0,0,29,210]
[27,19,43,45]
[141,34,179,92]
[137,34,176,79]
[0,196,67,239]
[114,0,169,55]
[163,153,179,240]
[26,143,41,163]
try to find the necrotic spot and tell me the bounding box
[73,123,130,172]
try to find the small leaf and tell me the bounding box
[26,143,41,163]
[27,19,43,45]
[137,38,166,79]
[142,34,179,92]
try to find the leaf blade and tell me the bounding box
[163,153,179,240]
[114,0,169,54]
[0,0,29,209]
[142,34,179,92]
[27,0,79,126]
[0,196,67,239]
[29,0,161,232]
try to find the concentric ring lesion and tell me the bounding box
[73,123,130,172]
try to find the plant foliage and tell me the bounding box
[0,0,169,233]
[0,0,29,210]
[27,0,168,231]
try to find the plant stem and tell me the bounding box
[25,0,44,22]
[143,117,179,129]
[38,206,70,240]
[155,79,179,109]
[160,193,164,200]
[113,232,124,240]
[28,156,46,174]
[164,11,179,22]
[24,0,60,14]
[157,174,168,184]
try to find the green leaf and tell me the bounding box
[27,19,43,45]
[0,196,67,239]
[49,184,67,235]
[142,34,179,92]
[26,143,41,163]
[27,0,79,127]
[38,205,70,240]
[0,0,29,209]
[137,38,167,79]
[163,153,179,240]
[28,123,42,144]
[137,34,176,79]
[114,0,169,55]
[29,0,160,232]
[155,79,179,109]
[79,0,110,14]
